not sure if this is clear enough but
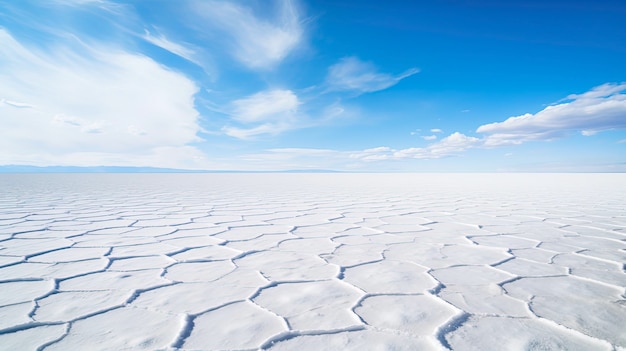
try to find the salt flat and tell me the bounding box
[0,173,624,351]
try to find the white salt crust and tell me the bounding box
[0,173,624,350]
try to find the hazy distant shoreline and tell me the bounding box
[2,165,626,174]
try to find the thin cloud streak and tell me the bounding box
[231,89,300,124]
[325,56,419,94]
[222,89,302,139]
[143,29,197,63]
[191,0,303,69]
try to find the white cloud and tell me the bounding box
[52,0,109,4]
[349,132,483,161]
[222,124,290,140]
[46,0,121,11]
[222,89,301,139]
[192,0,303,69]
[391,133,480,160]
[355,83,626,164]
[477,83,626,145]
[142,28,217,79]
[349,147,393,161]
[267,148,337,155]
[221,90,350,139]
[425,132,482,155]
[46,0,131,21]
[0,29,208,169]
[143,29,197,63]
[345,83,626,165]
[326,56,419,94]
[231,89,299,124]
[228,83,626,169]
[0,98,33,108]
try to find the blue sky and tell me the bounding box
[1,0,625,171]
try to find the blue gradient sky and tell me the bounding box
[1,0,625,171]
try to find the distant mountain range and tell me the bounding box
[0,165,342,173]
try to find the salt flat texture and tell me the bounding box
[0,173,625,351]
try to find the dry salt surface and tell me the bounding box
[0,173,625,351]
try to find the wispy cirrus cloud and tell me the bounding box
[0,98,33,108]
[231,89,300,124]
[0,29,208,169]
[191,0,303,70]
[222,89,302,139]
[326,56,419,94]
[349,147,394,162]
[477,83,626,145]
[142,28,217,78]
[45,0,128,14]
[51,0,111,5]
[143,29,196,62]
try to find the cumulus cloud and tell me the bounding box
[425,132,482,155]
[477,83,626,145]
[0,29,208,169]
[347,83,626,165]
[233,83,626,169]
[349,132,483,161]
[192,0,303,69]
[392,133,481,159]
[222,89,301,139]
[243,132,483,168]
[326,56,419,94]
